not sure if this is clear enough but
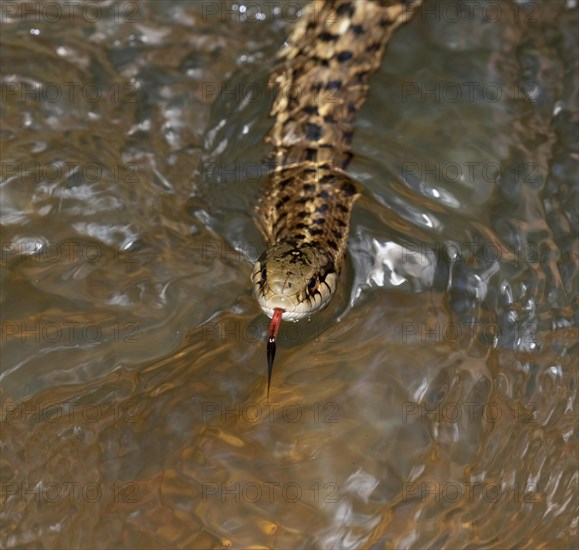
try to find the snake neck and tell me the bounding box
[256,161,358,273]
[257,0,422,273]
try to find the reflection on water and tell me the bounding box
[1,0,577,548]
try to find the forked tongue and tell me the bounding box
[266,307,284,397]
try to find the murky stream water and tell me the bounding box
[1,0,577,548]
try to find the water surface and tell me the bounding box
[1,0,577,548]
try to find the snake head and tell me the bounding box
[251,241,338,322]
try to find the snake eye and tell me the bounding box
[307,276,318,295]
[261,268,267,281]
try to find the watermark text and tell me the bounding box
[1,401,140,424]
[402,401,537,424]
[2,322,141,344]
[201,400,339,424]
[1,481,141,504]
[202,480,340,503]
[402,481,538,504]
[1,2,140,23]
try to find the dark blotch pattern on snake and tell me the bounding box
[252,0,422,322]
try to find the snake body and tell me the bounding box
[252,0,422,322]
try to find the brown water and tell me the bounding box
[1,1,577,548]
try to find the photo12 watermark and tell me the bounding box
[0,2,141,24]
[400,320,542,349]
[201,79,343,106]
[401,160,542,185]
[198,319,339,345]
[401,80,540,104]
[1,481,141,504]
[1,240,139,265]
[398,240,540,266]
[1,160,139,186]
[1,321,141,345]
[401,400,537,424]
[201,400,339,424]
[201,480,340,504]
[415,1,540,24]
[402,480,539,504]
[1,400,140,424]
[1,81,141,105]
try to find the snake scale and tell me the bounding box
[249,0,423,392]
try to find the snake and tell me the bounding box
[249,0,423,393]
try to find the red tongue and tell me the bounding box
[266,308,284,398]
